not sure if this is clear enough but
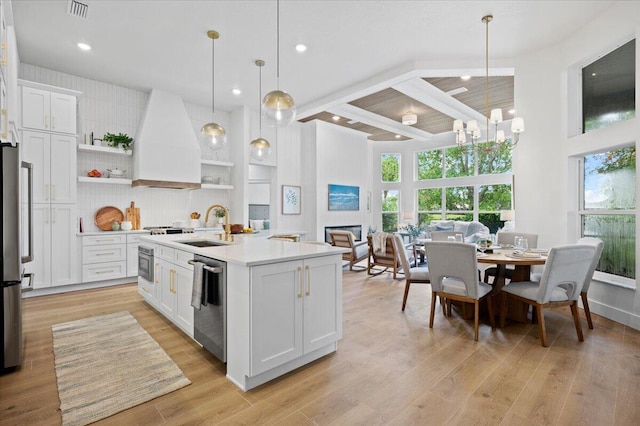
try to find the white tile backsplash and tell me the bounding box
[20,63,231,232]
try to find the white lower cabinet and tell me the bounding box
[81,234,126,282]
[249,256,342,376]
[151,247,194,337]
[26,204,78,288]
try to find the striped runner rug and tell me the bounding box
[52,311,191,425]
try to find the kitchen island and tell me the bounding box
[138,232,348,391]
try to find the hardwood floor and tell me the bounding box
[2,266,640,425]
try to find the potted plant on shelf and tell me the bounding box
[102,132,134,152]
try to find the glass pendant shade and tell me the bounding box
[261,90,296,127]
[200,122,227,151]
[249,137,271,161]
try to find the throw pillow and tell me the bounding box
[435,224,453,231]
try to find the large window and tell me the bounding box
[381,154,400,182]
[581,147,636,282]
[582,39,635,133]
[415,146,512,232]
[382,189,400,232]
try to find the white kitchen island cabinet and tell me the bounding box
[138,233,347,391]
[154,246,195,337]
[248,256,342,377]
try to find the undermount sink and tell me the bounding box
[176,240,225,248]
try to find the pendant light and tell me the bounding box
[250,60,272,161]
[452,15,525,151]
[200,30,227,151]
[261,0,296,127]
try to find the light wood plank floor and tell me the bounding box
[2,267,640,425]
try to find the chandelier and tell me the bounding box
[453,15,525,150]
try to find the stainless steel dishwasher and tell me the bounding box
[190,255,227,363]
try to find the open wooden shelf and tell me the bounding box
[78,144,132,156]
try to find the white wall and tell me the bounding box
[301,121,372,241]
[20,64,233,231]
[513,1,640,328]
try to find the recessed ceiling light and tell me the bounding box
[332,115,340,121]
[295,44,307,52]
[395,134,401,139]
[508,109,515,115]
[460,75,471,81]
[232,88,242,95]
[592,72,597,76]
[446,87,468,96]
[77,42,91,51]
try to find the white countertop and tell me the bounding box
[78,230,151,236]
[139,231,347,266]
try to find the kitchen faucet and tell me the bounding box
[205,204,231,241]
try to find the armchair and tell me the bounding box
[330,231,368,271]
[367,232,416,279]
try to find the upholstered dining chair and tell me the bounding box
[424,241,495,341]
[499,244,596,347]
[430,231,465,242]
[484,232,539,284]
[574,237,604,329]
[392,234,430,311]
[531,237,604,329]
[330,231,369,271]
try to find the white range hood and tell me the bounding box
[132,89,201,189]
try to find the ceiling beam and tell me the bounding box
[327,104,433,141]
[392,77,487,127]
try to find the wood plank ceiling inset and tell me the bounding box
[348,87,455,135]
[298,111,410,141]
[424,76,515,119]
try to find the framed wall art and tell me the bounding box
[328,184,360,211]
[282,185,301,215]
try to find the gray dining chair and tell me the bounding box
[499,244,596,347]
[484,232,539,284]
[575,237,604,329]
[392,234,430,311]
[424,241,494,341]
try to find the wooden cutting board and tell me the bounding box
[126,201,141,230]
[95,206,124,231]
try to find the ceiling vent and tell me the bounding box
[67,0,89,19]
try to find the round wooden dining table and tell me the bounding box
[476,249,547,292]
[476,249,547,323]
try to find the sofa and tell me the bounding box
[428,220,489,243]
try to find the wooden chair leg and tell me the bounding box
[487,296,495,330]
[536,304,548,347]
[581,292,594,330]
[446,299,452,317]
[474,300,480,341]
[570,301,584,342]
[499,292,507,328]
[401,281,411,311]
[429,291,437,328]
[441,296,446,314]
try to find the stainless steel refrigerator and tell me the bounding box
[1,140,33,373]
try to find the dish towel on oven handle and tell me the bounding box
[190,261,205,310]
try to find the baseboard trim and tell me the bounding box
[586,298,640,331]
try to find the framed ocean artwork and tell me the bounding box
[328,184,359,211]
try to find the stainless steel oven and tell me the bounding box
[190,255,226,363]
[138,246,154,282]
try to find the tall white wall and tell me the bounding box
[513,1,640,328]
[20,64,233,231]
[300,121,372,241]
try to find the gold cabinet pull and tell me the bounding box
[297,266,303,298]
[52,116,56,130]
[52,184,56,201]
[1,42,6,66]
[305,265,311,296]
[44,116,49,129]
[154,263,159,284]
[44,184,49,201]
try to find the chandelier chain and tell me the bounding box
[211,34,216,115]
[276,0,280,87]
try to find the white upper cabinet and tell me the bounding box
[22,130,77,204]
[21,86,77,134]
